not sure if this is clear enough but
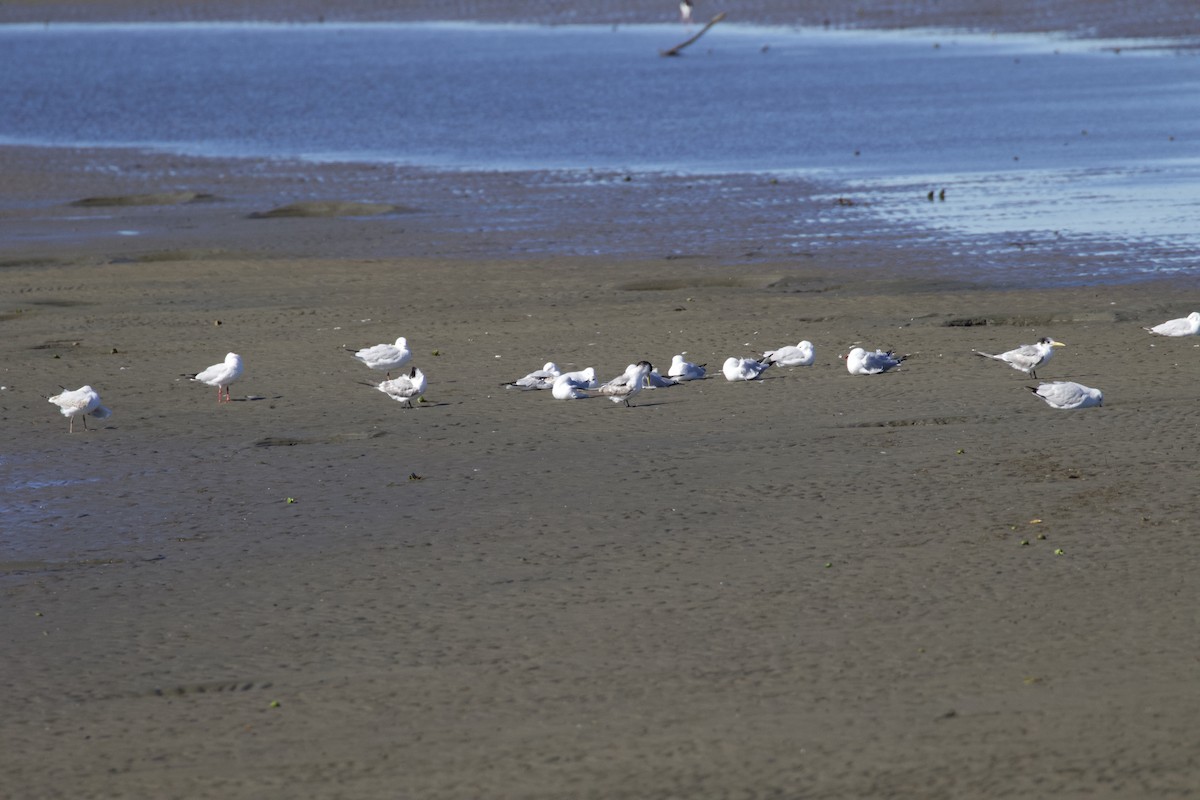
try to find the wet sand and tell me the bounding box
[3,4,1200,798]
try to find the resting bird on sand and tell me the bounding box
[974,337,1063,379]
[844,347,906,375]
[373,367,426,408]
[722,357,771,382]
[555,367,598,389]
[596,361,654,406]
[1028,381,1103,409]
[551,374,589,400]
[1144,311,1200,337]
[48,385,111,433]
[667,354,706,381]
[188,352,244,403]
[761,340,815,367]
[349,336,411,377]
[503,361,561,390]
[680,0,693,24]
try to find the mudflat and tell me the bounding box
[3,4,1200,798]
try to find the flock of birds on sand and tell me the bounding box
[44,311,1200,432]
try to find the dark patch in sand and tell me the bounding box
[618,276,762,291]
[70,192,216,207]
[248,201,414,219]
[252,431,388,447]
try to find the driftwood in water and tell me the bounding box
[660,12,727,57]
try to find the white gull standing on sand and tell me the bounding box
[761,340,815,367]
[47,385,111,433]
[667,354,706,381]
[722,356,771,381]
[1144,311,1200,337]
[372,366,426,408]
[844,347,906,375]
[974,337,1064,378]
[596,361,654,406]
[188,352,244,403]
[349,336,412,377]
[1028,381,1103,409]
[503,361,561,390]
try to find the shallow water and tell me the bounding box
[1,22,1198,277]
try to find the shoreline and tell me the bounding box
[2,0,1200,42]
[4,143,1198,290]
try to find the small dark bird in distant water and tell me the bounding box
[680,0,693,24]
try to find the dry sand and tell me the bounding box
[3,4,1200,798]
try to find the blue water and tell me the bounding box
[2,22,1199,272]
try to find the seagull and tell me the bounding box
[645,369,680,388]
[722,356,771,381]
[596,361,654,406]
[503,361,561,390]
[761,340,815,367]
[974,337,1064,378]
[348,336,411,377]
[667,354,706,381]
[551,374,589,400]
[372,366,426,408]
[187,352,244,403]
[1144,311,1200,337]
[844,347,906,375]
[47,385,111,433]
[556,367,598,389]
[680,0,693,24]
[1028,381,1103,409]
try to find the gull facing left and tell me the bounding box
[722,357,771,381]
[47,385,111,433]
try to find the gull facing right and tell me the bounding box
[188,352,244,403]
[349,336,411,377]
[761,340,815,367]
[844,347,906,375]
[503,361,561,390]
[1028,381,1103,409]
[373,366,426,408]
[974,337,1064,378]
[1144,311,1200,337]
[596,361,654,406]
